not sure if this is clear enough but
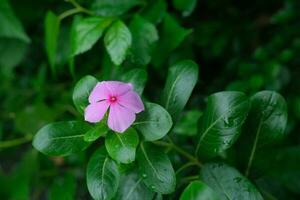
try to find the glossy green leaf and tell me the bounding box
[152,14,192,67]
[162,60,199,122]
[129,15,158,66]
[173,0,198,17]
[134,102,172,141]
[121,68,148,95]
[241,91,288,176]
[105,128,139,164]
[91,0,143,17]
[72,75,98,115]
[71,16,112,56]
[115,170,154,200]
[142,0,167,24]
[84,122,108,142]
[195,92,250,158]
[32,121,91,156]
[137,142,176,194]
[174,110,202,136]
[200,163,263,200]
[45,11,60,75]
[104,20,132,65]
[87,147,120,200]
[180,180,220,200]
[48,173,76,200]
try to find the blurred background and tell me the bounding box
[0,0,300,199]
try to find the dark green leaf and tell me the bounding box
[121,68,148,95]
[105,128,139,164]
[87,147,120,200]
[142,0,167,24]
[84,122,108,142]
[45,11,60,75]
[180,180,220,200]
[73,75,98,115]
[91,0,143,17]
[115,170,154,200]
[162,60,198,122]
[129,15,158,66]
[195,92,250,158]
[173,0,198,17]
[104,20,132,65]
[134,102,172,141]
[72,16,112,56]
[200,163,263,200]
[32,121,91,156]
[137,142,176,194]
[48,173,76,200]
[174,110,202,136]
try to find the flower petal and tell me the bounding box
[88,82,110,103]
[104,81,133,96]
[108,103,135,133]
[118,91,144,113]
[84,101,110,123]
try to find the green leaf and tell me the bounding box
[121,68,148,95]
[134,102,172,141]
[115,170,155,200]
[84,122,108,142]
[104,20,132,65]
[48,173,76,200]
[45,11,60,75]
[32,121,91,156]
[142,0,167,24]
[174,110,202,136]
[105,128,139,164]
[195,92,250,158]
[200,163,263,200]
[87,147,120,200]
[162,60,199,122]
[91,0,143,17]
[173,0,198,17]
[241,91,288,176]
[137,142,176,194]
[180,180,220,200]
[129,15,158,66]
[71,16,112,56]
[72,75,98,115]
[152,14,192,67]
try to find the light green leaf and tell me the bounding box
[162,60,199,122]
[72,75,98,115]
[134,102,172,141]
[174,110,202,136]
[121,68,148,95]
[195,92,250,158]
[87,147,120,200]
[104,20,132,65]
[32,121,91,156]
[137,142,176,194]
[180,180,220,200]
[142,0,167,24]
[84,122,108,142]
[173,0,198,17]
[105,128,139,164]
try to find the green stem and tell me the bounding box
[59,0,94,20]
[0,135,33,149]
[176,162,198,174]
[180,175,199,183]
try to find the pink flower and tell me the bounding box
[84,81,144,133]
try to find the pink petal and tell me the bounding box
[108,103,135,133]
[89,82,110,103]
[118,91,144,113]
[84,101,110,123]
[104,81,133,96]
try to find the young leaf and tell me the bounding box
[121,68,148,95]
[105,128,139,164]
[142,0,167,24]
[162,60,198,122]
[174,110,202,136]
[104,20,132,65]
[32,121,91,156]
[200,163,263,200]
[195,92,250,158]
[129,15,158,66]
[134,102,172,141]
[180,180,220,200]
[87,147,120,200]
[91,0,143,17]
[172,0,198,17]
[152,14,192,67]
[45,11,60,75]
[115,170,155,200]
[241,91,288,176]
[71,17,112,56]
[84,122,108,142]
[72,75,98,115]
[137,142,176,194]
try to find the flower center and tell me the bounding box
[109,96,117,103]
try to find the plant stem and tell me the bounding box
[180,175,199,183]
[59,0,94,20]
[0,135,33,149]
[176,162,198,174]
